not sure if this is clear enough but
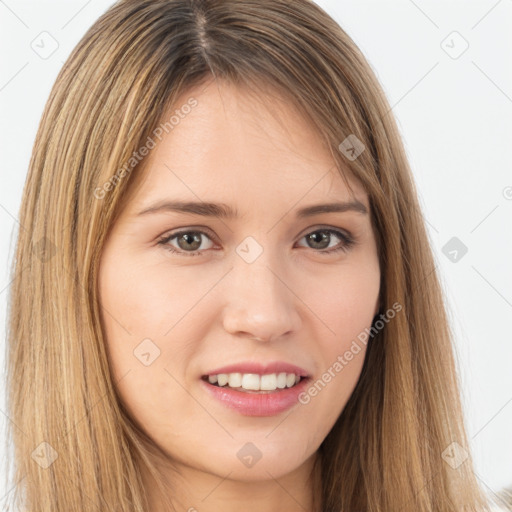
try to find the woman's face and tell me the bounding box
[99,80,380,485]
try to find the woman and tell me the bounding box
[5,0,503,510]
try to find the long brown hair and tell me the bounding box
[6,0,491,510]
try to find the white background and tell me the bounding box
[1,0,511,507]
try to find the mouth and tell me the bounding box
[201,372,306,394]
[199,361,312,415]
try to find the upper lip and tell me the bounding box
[203,361,311,378]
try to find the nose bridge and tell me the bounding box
[221,237,300,341]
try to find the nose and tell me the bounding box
[221,248,302,343]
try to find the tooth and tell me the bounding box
[286,374,296,388]
[217,373,229,386]
[210,372,302,391]
[276,372,287,389]
[260,374,277,390]
[228,373,242,388]
[241,373,260,390]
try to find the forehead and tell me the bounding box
[124,79,368,213]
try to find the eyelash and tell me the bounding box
[156,227,356,257]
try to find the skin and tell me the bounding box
[98,78,380,512]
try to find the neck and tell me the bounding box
[142,451,322,512]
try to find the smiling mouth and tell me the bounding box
[201,372,305,393]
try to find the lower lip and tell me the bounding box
[200,377,311,417]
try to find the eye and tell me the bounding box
[157,229,216,257]
[296,228,356,255]
[157,226,356,257]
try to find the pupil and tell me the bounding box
[179,233,201,250]
[308,231,329,249]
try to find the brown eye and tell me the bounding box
[158,230,215,256]
[157,227,356,258]
[297,228,355,255]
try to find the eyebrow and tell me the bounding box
[136,199,368,218]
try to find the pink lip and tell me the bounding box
[200,376,311,417]
[203,361,310,378]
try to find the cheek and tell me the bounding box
[98,250,216,436]
[305,255,380,348]
[294,257,379,422]
[99,261,171,337]
[98,250,205,356]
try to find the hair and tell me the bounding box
[497,487,512,510]
[5,0,492,510]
